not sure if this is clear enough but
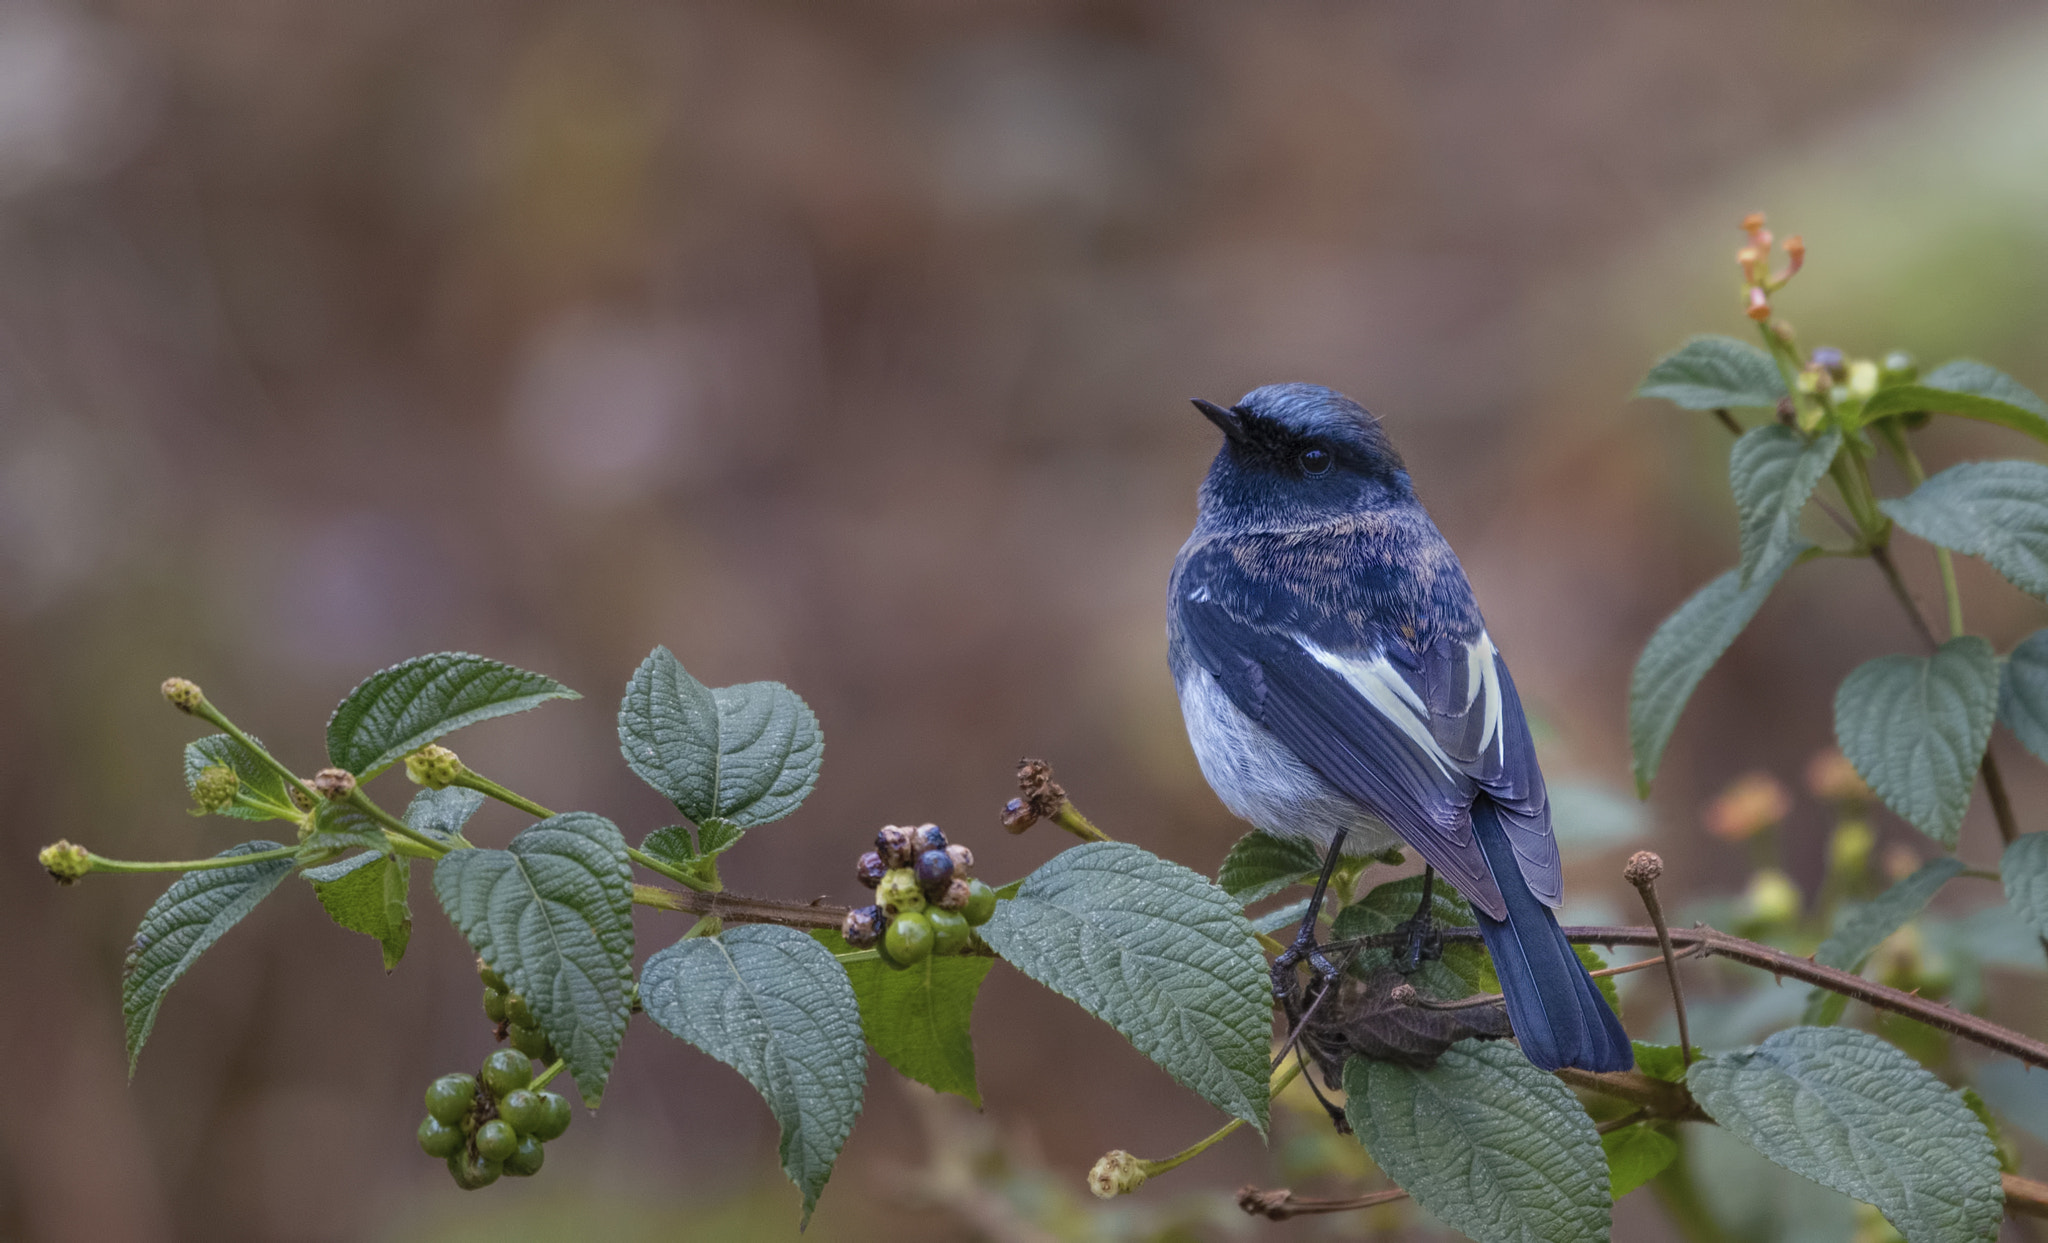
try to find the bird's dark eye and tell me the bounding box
[1299,447,1333,476]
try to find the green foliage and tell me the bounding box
[1731,426,1839,585]
[1332,874,1495,997]
[1600,1123,1678,1200]
[1860,360,2048,446]
[1803,857,1965,1025]
[1833,637,1999,847]
[640,925,866,1223]
[122,842,295,1073]
[1216,829,1322,904]
[327,652,579,778]
[1999,629,2048,766]
[305,849,411,970]
[981,841,1271,1132]
[402,787,485,842]
[301,800,386,857]
[1882,461,2048,598]
[1635,336,1787,410]
[1685,1027,2003,1243]
[183,733,293,819]
[2002,832,2048,942]
[639,820,746,889]
[814,928,991,1105]
[617,646,822,829]
[433,813,635,1106]
[1343,1041,1611,1243]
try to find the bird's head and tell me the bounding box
[1191,383,1412,530]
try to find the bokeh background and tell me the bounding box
[7,2,2048,1240]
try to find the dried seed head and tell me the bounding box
[1623,851,1664,888]
[312,768,357,801]
[1088,1150,1147,1199]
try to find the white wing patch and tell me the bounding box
[1467,631,1506,765]
[1298,631,1507,773]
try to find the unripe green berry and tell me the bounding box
[499,1088,547,1135]
[928,908,971,955]
[447,1149,501,1190]
[192,765,240,813]
[477,959,507,992]
[876,868,924,914]
[426,1074,478,1125]
[405,743,465,789]
[883,911,934,965]
[532,1091,572,1141]
[503,1134,546,1177]
[483,988,508,1025]
[475,1119,519,1162]
[481,1049,533,1097]
[417,1115,465,1158]
[962,878,998,926]
[504,992,532,1028]
[509,1023,552,1061]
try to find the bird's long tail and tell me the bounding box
[1468,799,1633,1072]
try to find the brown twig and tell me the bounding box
[1625,852,1693,1067]
[1237,1184,1409,1220]
[632,883,848,929]
[1554,1067,1710,1122]
[2007,1174,2048,1220]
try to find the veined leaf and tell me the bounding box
[327,652,578,778]
[1731,426,1840,586]
[1802,857,1965,1025]
[1345,1040,1611,1243]
[2002,832,2048,942]
[2000,629,2048,765]
[617,647,822,829]
[305,850,411,970]
[433,813,634,1105]
[641,820,747,888]
[980,841,1270,1132]
[403,787,486,842]
[300,800,385,859]
[1686,1027,2002,1243]
[1834,638,1999,847]
[1217,830,1323,905]
[1629,544,1804,795]
[183,733,294,820]
[1882,461,2048,599]
[122,842,295,1074]
[1862,360,2048,447]
[642,925,865,1223]
[814,928,991,1105]
[1332,874,1493,999]
[1636,336,1787,411]
[1602,1123,1678,1200]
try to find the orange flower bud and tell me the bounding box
[1746,287,1771,321]
[1741,211,1767,233]
[1704,770,1791,841]
[1784,235,1805,275]
[1805,748,1871,804]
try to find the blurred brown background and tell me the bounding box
[6,2,2048,1240]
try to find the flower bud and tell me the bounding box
[1805,748,1871,804]
[1847,359,1879,400]
[161,677,204,714]
[1810,347,1845,379]
[874,825,915,868]
[1743,868,1802,926]
[1703,771,1791,841]
[192,764,240,813]
[1746,287,1771,321]
[39,840,92,884]
[1880,350,1918,385]
[945,843,974,876]
[1740,211,1767,234]
[1088,1150,1147,1199]
[1828,821,1875,878]
[909,823,948,855]
[312,768,357,801]
[404,744,464,789]
[842,904,885,949]
[855,851,887,889]
[1623,851,1664,887]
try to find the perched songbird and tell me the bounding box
[1168,383,1631,1073]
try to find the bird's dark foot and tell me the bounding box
[1392,914,1442,975]
[1270,921,1345,1005]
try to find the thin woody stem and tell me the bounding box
[1238,1185,1409,1220]
[632,882,848,929]
[1627,855,1693,1068]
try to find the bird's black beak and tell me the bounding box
[1191,398,1248,443]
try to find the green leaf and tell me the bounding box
[617,647,822,829]
[184,733,294,819]
[1685,1026,2003,1243]
[327,652,579,778]
[403,787,486,842]
[1863,360,2048,446]
[1332,875,1493,999]
[122,842,295,1074]
[1216,830,1323,904]
[1999,628,2048,765]
[640,819,747,887]
[980,841,1270,1132]
[2001,832,2048,942]
[1730,426,1840,586]
[1251,898,1312,936]
[300,800,386,858]
[305,850,411,970]
[641,925,865,1223]
[1834,637,1999,847]
[1803,857,1966,1024]
[1576,945,1620,1013]
[1882,461,2048,599]
[1344,1040,1611,1243]
[432,813,634,1105]
[1602,1123,1678,1200]
[1629,544,1804,796]
[1630,1041,1698,1084]
[813,928,991,1105]
[1636,335,1787,411]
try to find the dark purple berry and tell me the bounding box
[855,851,887,889]
[946,844,974,876]
[875,825,914,868]
[843,904,886,949]
[909,823,948,854]
[915,849,954,894]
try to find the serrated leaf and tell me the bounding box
[1217,830,1323,904]
[2001,832,2048,942]
[1636,335,1788,410]
[403,787,485,842]
[1685,1026,2003,1243]
[1802,858,1965,1024]
[305,851,411,970]
[1863,360,2048,446]
[641,820,747,885]
[980,841,1270,1131]
[1882,461,2048,599]
[326,652,579,778]
[813,928,990,1105]
[432,813,633,1105]
[301,800,387,859]
[617,647,822,829]
[1332,875,1492,999]
[1251,897,1312,936]
[1345,1040,1611,1243]
[183,734,294,819]
[642,925,865,1222]
[2000,629,2048,765]
[1834,638,1999,847]
[1731,426,1840,586]
[1602,1123,1678,1199]
[1630,544,1804,795]
[122,842,295,1074]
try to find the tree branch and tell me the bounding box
[632,883,848,929]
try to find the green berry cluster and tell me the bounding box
[842,823,996,967]
[416,1048,571,1189]
[481,960,558,1063]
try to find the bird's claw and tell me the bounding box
[1393,914,1442,975]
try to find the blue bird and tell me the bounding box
[1168,383,1631,1073]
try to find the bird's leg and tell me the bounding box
[1394,865,1444,975]
[1270,830,1349,1006]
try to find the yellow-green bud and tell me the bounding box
[1828,821,1874,877]
[161,677,203,714]
[1744,868,1802,926]
[1847,359,1879,400]
[405,744,464,789]
[193,764,240,813]
[39,840,92,884]
[1087,1150,1147,1199]
[311,768,356,801]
